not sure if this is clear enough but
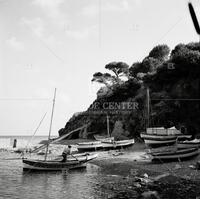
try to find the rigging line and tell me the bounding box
[24,23,65,64]
[25,112,47,150]
[153,16,183,45]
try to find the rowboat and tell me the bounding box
[78,141,101,145]
[94,135,114,142]
[141,132,192,146]
[143,136,176,146]
[77,139,135,152]
[141,132,177,140]
[177,139,200,149]
[77,142,103,152]
[150,147,199,162]
[23,153,98,171]
[101,139,135,150]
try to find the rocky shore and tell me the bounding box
[88,143,200,199]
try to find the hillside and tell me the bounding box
[59,43,200,139]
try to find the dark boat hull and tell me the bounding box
[22,153,98,171]
[151,148,199,162]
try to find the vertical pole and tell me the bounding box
[146,87,150,129]
[44,88,57,161]
[107,114,110,137]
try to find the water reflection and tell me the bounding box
[0,153,115,199]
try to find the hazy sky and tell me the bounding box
[0,0,199,136]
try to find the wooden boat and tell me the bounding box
[78,114,134,152]
[141,132,177,140]
[78,141,101,145]
[22,89,98,171]
[141,89,192,146]
[77,142,103,152]
[23,153,98,171]
[150,147,199,162]
[101,139,135,150]
[143,136,176,146]
[94,135,114,142]
[177,139,200,149]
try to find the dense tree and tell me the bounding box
[91,72,112,86]
[105,62,129,83]
[149,44,170,61]
[129,62,143,78]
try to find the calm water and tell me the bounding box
[0,136,123,199]
[0,151,121,199]
[0,136,53,149]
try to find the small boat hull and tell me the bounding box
[151,148,199,162]
[101,139,135,150]
[141,132,192,141]
[23,153,98,171]
[177,142,200,149]
[77,139,134,152]
[77,143,103,152]
[94,135,114,142]
[143,137,176,146]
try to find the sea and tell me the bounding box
[0,136,120,199]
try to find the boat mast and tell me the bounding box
[146,87,150,129]
[44,88,57,161]
[106,114,110,137]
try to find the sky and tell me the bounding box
[0,0,199,136]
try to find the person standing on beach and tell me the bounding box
[61,145,72,162]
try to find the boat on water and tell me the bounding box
[23,153,98,171]
[177,139,200,149]
[22,89,98,171]
[150,147,199,162]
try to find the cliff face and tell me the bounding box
[59,43,200,138]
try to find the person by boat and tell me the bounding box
[61,145,72,162]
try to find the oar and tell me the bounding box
[70,154,80,162]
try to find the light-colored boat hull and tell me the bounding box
[77,139,134,152]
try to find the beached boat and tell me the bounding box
[78,141,101,145]
[23,153,98,171]
[78,114,134,152]
[140,128,192,140]
[94,135,114,142]
[141,89,192,146]
[143,136,177,145]
[101,139,135,150]
[177,139,200,149]
[77,139,134,152]
[150,147,199,162]
[77,142,103,151]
